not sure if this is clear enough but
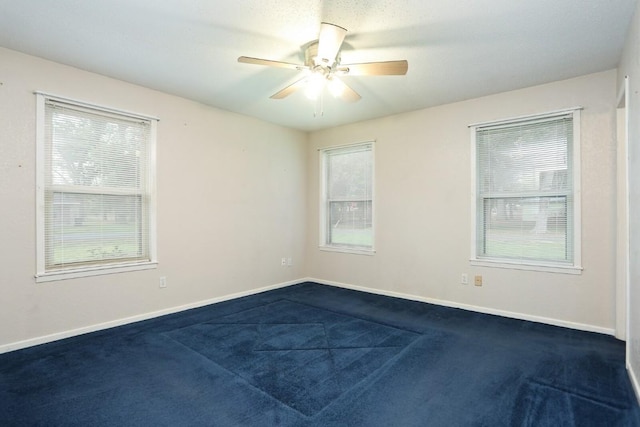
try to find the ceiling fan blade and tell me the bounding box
[338,60,408,76]
[238,56,306,71]
[270,78,308,99]
[316,22,347,66]
[327,77,361,103]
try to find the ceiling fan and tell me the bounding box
[238,22,408,102]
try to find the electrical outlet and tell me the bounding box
[287,257,293,266]
[474,275,483,286]
[159,276,167,288]
[461,273,468,285]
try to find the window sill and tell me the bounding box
[35,261,158,283]
[319,246,375,256]
[470,258,582,275]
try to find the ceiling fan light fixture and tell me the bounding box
[305,73,325,100]
[327,77,345,98]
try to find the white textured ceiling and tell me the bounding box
[0,0,636,131]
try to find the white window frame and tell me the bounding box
[319,141,375,255]
[469,108,582,274]
[35,92,158,282]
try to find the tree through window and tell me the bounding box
[36,94,157,280]
[471,109,581,270]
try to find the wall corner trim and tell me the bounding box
[629,361,640,405]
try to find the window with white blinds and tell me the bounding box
[471,109,581,272]
[36,93,157,281]
[320,142,374,253]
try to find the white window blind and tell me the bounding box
[474,110,580,267]
[37,94,157,279]
[320,143,374,251]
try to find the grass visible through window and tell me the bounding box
[49,222,141,266]
[330,227,373,248]
[483,228,567,262]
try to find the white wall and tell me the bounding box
[307,70,618,333]
[0,45,625,354]
[0,47,308,351]
[618,1,640,402]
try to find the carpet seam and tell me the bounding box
[529,378,631,410]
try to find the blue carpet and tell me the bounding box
[165,299,421,416]
[1,282,639,426]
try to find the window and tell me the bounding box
[470,109,581,273]
[320,142,374,253]
[36,93,157,281]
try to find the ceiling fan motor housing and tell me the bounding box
[305,42,340,73]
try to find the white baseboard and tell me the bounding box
[0,278,303,355]
[307,277,616,336]
[1,277,616,355]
